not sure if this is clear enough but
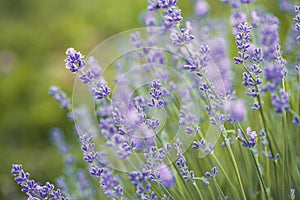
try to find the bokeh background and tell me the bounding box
[0,0,295,199]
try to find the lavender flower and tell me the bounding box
[205,167,218,180]
[295,5,300,42]
[183,45,211,73]
[259,129,269,146]
[170,28,194,46]
[65,48,85,73]
[144,146,166,169]
[271,90,290,113]
[65,49,111,100]
[221,0,241,8]
[263,61,285,89]
[290,188,296,199]
[129,170,151,197]
[201,176,209,186]
[55,177,71,198]
[100,170,123,198]
[260,15,280,61]
[293,116,300,126]
[77,170,95,198]
[80,70,94,84]
[163,7,183,27]
[80,134,124,198]
[230,11,247,34]
[252,48,264,63]
[174,139,195,183]
[50,128,69,154]
[192,139,214,153]
[234,23,252,65]
[241,0,254,3]
[11,164,68,200]
[236,128,257,148]
[246,127,257,147]
[157,0,178,9]
[212,167,218,176]
[148,0,159,11]
[148,80,166,108]
[92,84,111,99]
[49,86,71,110]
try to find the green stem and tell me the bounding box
[213,177,226,199]
[225,141,247,200]
[193,183,204,200]
[211,153,240,199]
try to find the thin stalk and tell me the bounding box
[207,185,216,200]
[211,153,240,199]
[225,141,247,200]
[282,77,291,198]
[213,177,226,199]
[264,146,271,190]
[193,183,204,200]
[255,151,266,200]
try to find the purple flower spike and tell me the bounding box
[11,164,68,199]
[163,7,183,27]
[157,0,178,9]
[296,6,300,14]
[65,48,85,73]
[148,0,159,11]
[92,84,111,99]
[234,23,252,65]
[170,28,194,46]
[11,164,23,175]
[264,61,285,86]
[49,86,71,110]
[80,70,94,84]
[252,48,264,63]
[271,90,290,113]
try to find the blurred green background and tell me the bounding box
[0,0,295,199]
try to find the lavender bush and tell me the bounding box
[12,0,300,199]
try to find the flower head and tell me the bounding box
[65,48,85,73]
[271,90,290,113]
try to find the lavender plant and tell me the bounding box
[12,1,300,199]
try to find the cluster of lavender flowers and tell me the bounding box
[12,0,300,199]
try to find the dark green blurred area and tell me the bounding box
[0,0,296,199]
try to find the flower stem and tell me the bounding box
[225,140,247,199]
[193,182,204,200]
[211,153,240,199]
